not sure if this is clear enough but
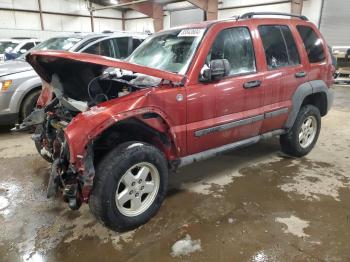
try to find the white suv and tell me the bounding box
[0,38,41,63]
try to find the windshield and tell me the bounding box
[17,37,83,60]
[0,41,18,53]
[128,28,205,74]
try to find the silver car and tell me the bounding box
[0,32,147,126]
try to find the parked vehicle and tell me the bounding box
[0,38,40,63]
[21,12,334,232]
[0,32,147,126]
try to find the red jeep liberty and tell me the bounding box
[22,12,334,231]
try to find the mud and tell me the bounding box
[0,85,350,261]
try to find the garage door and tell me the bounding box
[319,0,350,46]
[170,8,204,27]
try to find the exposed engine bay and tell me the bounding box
[18,56,164,209]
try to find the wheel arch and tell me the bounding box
[90,112,181,167]
[8,75,42,114]
[285,80,333,129]
[18,85,42,120]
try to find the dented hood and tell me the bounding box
[26,50,185,84]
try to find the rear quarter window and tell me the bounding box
[297,25,325,63]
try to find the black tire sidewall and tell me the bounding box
[93,142,168,231]
[21,91,40,120]
[286,105,321,156]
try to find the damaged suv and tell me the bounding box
[23,12,334,231]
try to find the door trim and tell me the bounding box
[194,107,288,137]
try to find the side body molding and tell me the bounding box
[285,80,334,129]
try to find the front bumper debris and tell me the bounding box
[11,109,45,132]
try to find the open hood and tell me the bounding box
[26,50,185,84]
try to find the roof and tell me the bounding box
[160,15,313,32]
[0,38,37,43]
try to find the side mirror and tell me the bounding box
[199,59,231,82]
[20,49,27,54]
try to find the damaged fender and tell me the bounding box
[64,103,182,201]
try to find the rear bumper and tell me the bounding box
[0,112,18,125]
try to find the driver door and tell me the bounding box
[186,26,265,154]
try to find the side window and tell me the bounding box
[208,27,256,76]
[83,39,114,58]
[280,26,300,66]
[297,25,325,63]
[76,37,103,51]
[21,42,35,51]
[132,38,143,51]
[111,37,130,59]
[259,25,300,69]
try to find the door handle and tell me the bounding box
[295,71,307,78]
[243,80,261,89]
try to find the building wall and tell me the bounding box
[0,0,122,39]
[0,0,326,38]
[302,0,322,26]
[219,0,291,19]
[124,0,323,32]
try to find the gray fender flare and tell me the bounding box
[285,80,334,129]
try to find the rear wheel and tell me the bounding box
[280,105,321,157]
[89,141,168,232]
[20,90,41,121]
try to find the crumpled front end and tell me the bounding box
[23,51,184,209]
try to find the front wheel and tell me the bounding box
[20,90,40,121]
[280,105,321,157]
[89,142,168,232]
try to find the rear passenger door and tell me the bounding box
[258,24,307,133]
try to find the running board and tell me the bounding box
[178,129,285,168]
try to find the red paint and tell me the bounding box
[28,50,185,84]
[36,81,53,108]
[28,18,333,201]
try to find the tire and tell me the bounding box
[280,105,321,157]
[20,90,40,121]
[89,141,168,232]
[34,124,53,163]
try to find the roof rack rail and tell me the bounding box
[11,37,36,40]
[240,12,308,21]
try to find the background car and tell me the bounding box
[0,32,148,126]
[0,38,40,63]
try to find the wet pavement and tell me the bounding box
[1,85,350,262]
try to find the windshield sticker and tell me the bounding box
[178,29,205,37]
